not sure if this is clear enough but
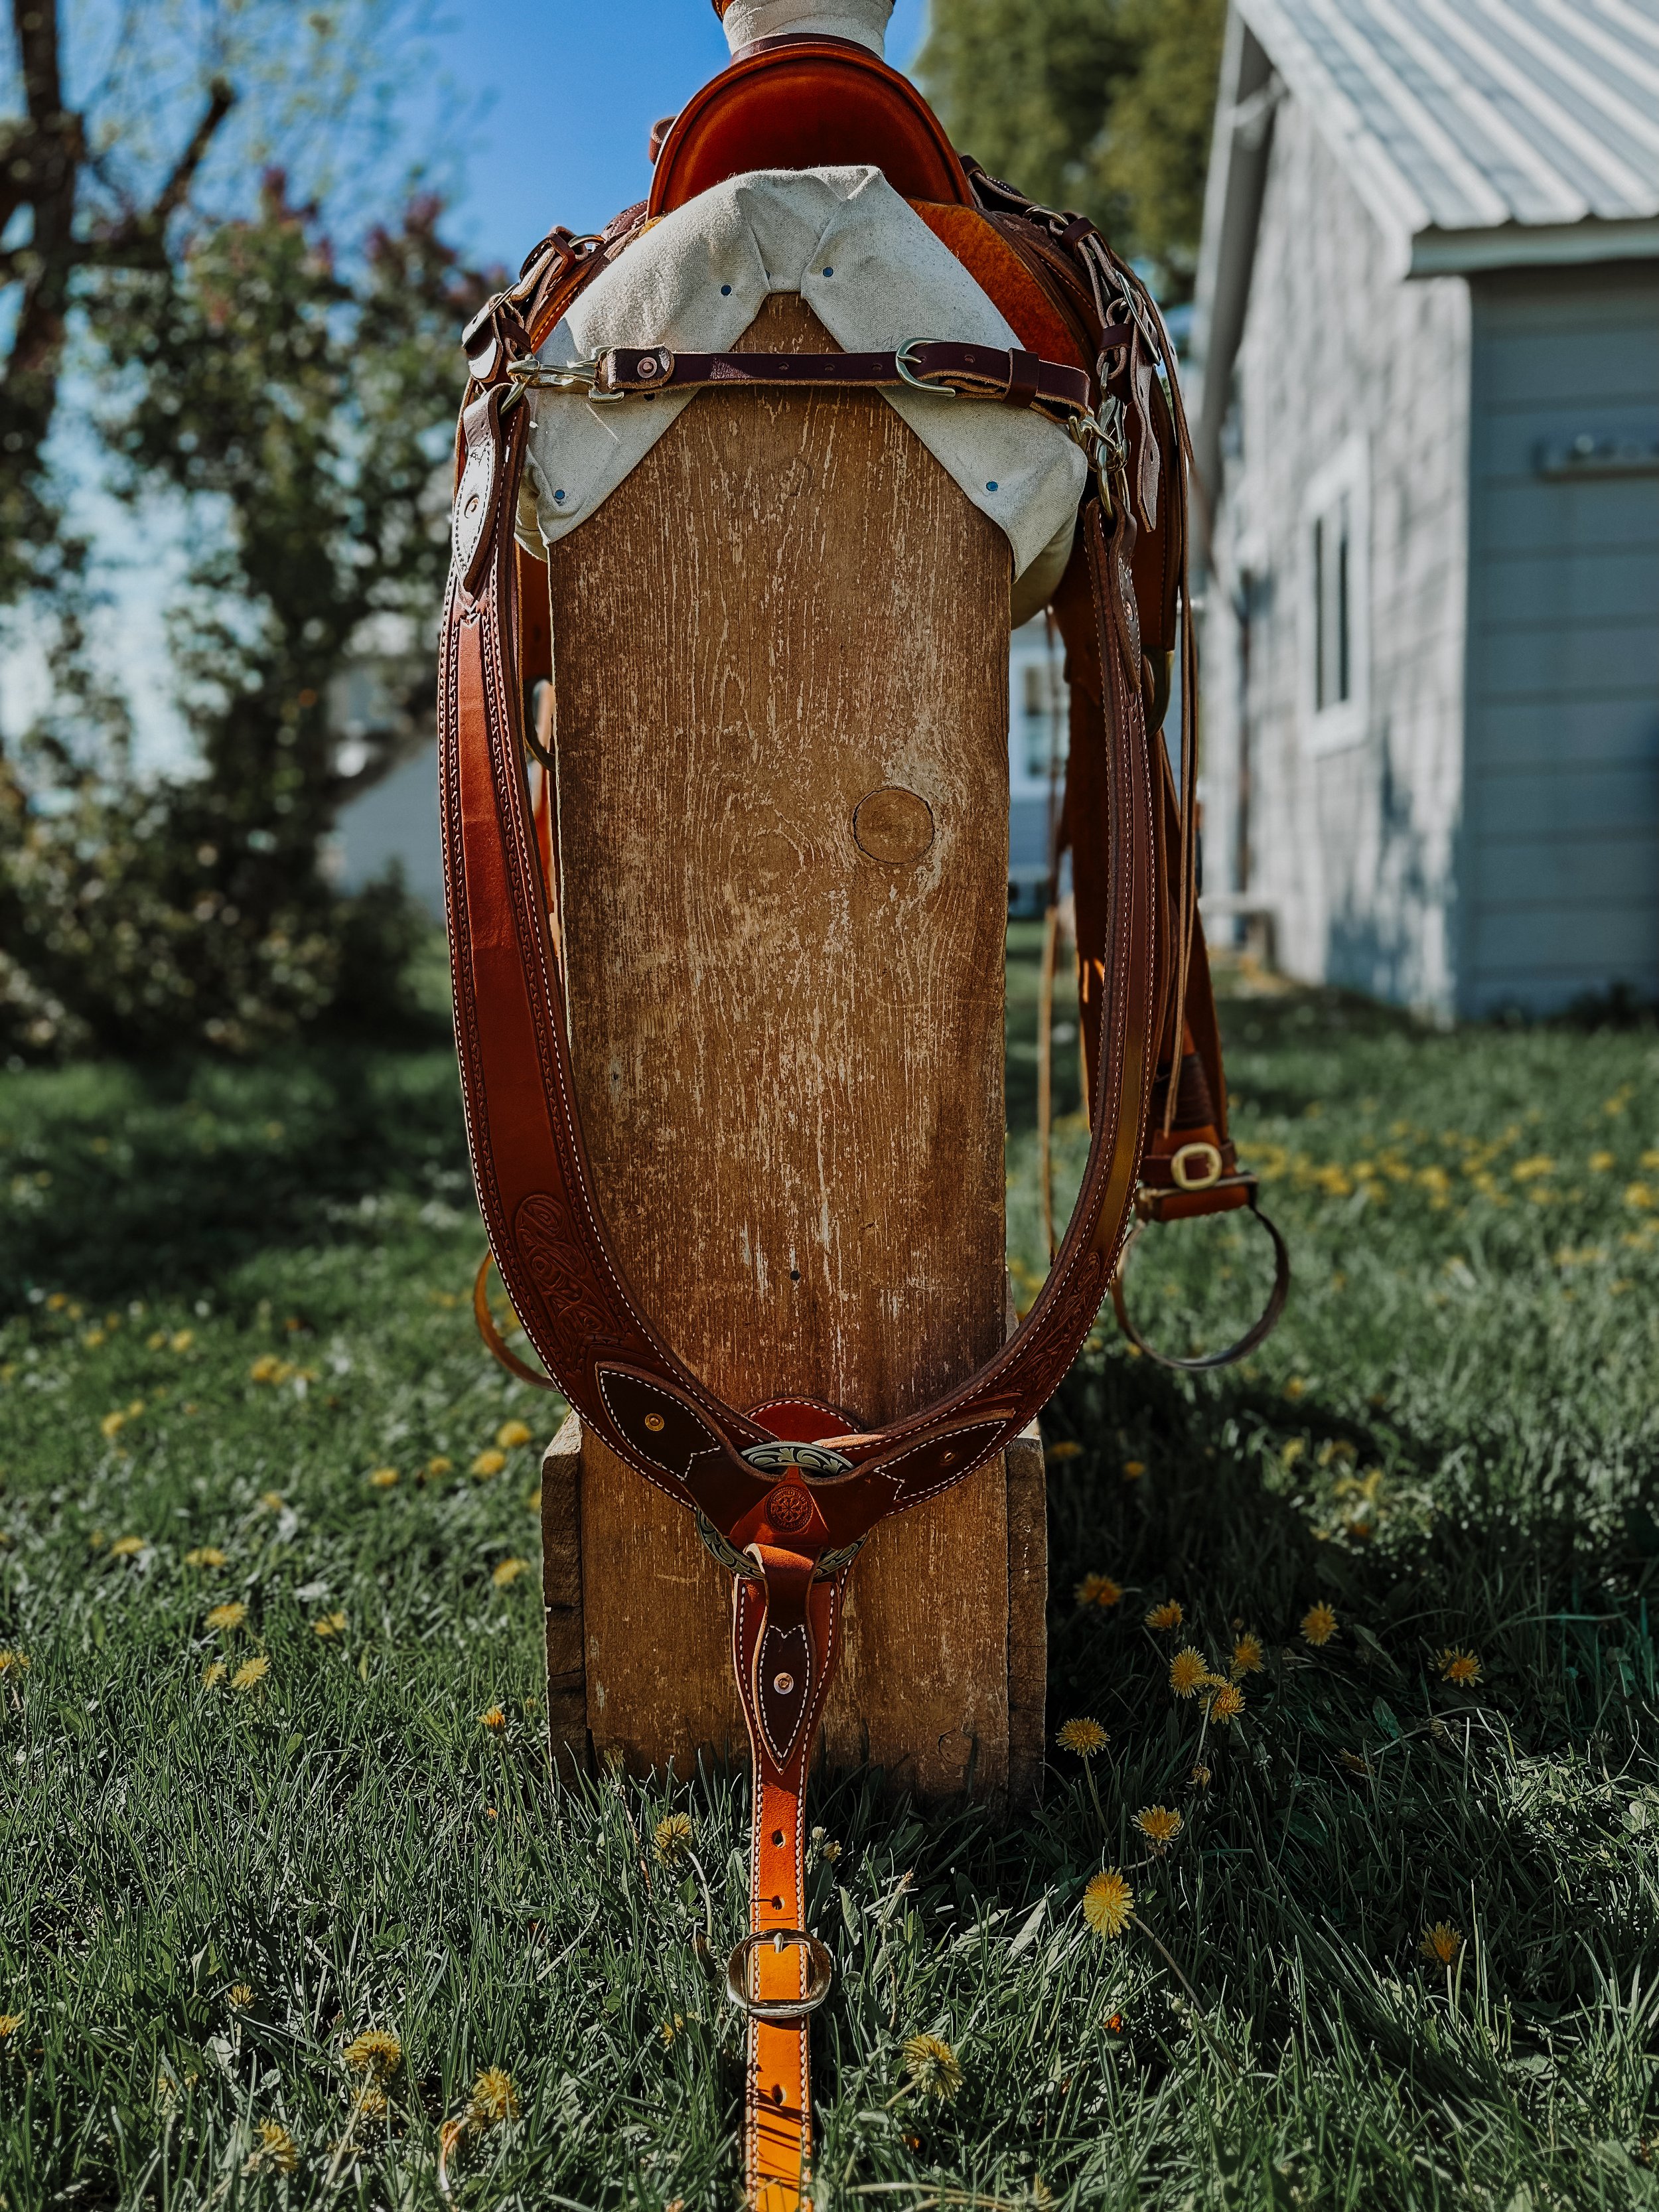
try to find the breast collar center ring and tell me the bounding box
[741,1438,855,1480]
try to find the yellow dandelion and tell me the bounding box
[1055,1716,1110,1757]
[491,1557,528,1588]
[1438,1647,1482,1687]
[1122,1459,1145,1480]
[660,2013,688,2047]
[0,2012,23,2036]
[205,1601,248,1633]
[1300,1601,1337,1647]
[426,1456,453,1479]
[902,2031,963,2102]
[354,2084,390,2118]
[1169,1646,1212,1698]
[83,1329,106,1349]
[228,1984,254,2010]
[1074,1573,1122,1607]
[368,1467,399,1489]
[244,2120,298,2175]
[495,1419,534,1450]
[0,1651,29,1676]
[1283,1376,1307,1400]
[343,2029,402,2080]
[1339,1750,1374,1777]
[248,1354,285,1384]
[654,1812,694,1863]
[1230,1632,1264,1677]
[202,1660,227,1687]
[109,1534,144,1559]
[1145,1599,1183,1631]
[313,1610,348,1638]
[1626,1183,1653,1211]
[1189,1763,1211,1789]
[231,1655,270,1692]
[1205,1682,1246,1726]
[171,1330,194,1353]
[184,1546,227,1569]
[468,2067,518,2125]
[1132,1805,1183,1852]
[1420,1921,1463,1966]
[478,1704,506,1731]
[470,1449,506,1479]
[100,1411,126,1439]
[1082,1869,1133,1938]
[258,1491,284,1512]
[1047,1439,1082,1461]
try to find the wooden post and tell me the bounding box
[537,295,1045,1809]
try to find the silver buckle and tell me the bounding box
[504,352,627,402]
[725,1929,835,2024]
[893,339,957,398]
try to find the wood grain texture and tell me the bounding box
[543,293,1043,1803]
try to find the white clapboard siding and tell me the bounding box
[1461,264,1659,1015]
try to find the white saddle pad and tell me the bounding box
[516,165,1084,585]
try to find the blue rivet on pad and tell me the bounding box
[553,490,565,503]
[721,283,731,295]
[986,480,999,492]
[822,265,833,277]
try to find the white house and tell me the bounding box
[1192,0,1659,1017]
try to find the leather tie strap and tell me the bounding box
[509,338,1116,427]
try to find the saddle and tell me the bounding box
[439,15,1286,2203]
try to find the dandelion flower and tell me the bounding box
[426,1456,453,1478]
[343,2029,402,2081]
[491,1558,528,1588]
[0,1650,31,1676]
[1189,1763,1211,1789]
[0,2012,23,2037]
[313,1611,347,1638]
[1145,1599,1183,1632]
[1047,1439,1082,1461]
[659,2014,687,2047]
[1169,1646,1211,1698]
[184,1547,227,1569]
[248,1355,285,1384]
[100,1411,126,1439]
[478,1704,506,1731]
[1438,1647,1482,1687]
[1339,1750,1373,1778]
[469,2067,518,2125]
[902,2032,963,2102]
[495,1419,534,1451]
[258,1491,284,1512]
[1300,1601,1337,1647]
[1122,1459,1145,1480]
[654,1812,694,1863]
[470,1449,506,1480]
[244,2120,298,2175]
[228,1984,254,2011]
[1230,1632,1264,1677]
[1420,1922,1463,1966]
[1133,1805,1183,1852]
[205,1601,248,1633]
[109,1534,143,1558]
[1283,1377,1307,1400]
[1074,1573,1122,1608]
[171,1330,194,1353]
[1055,1716,1109,1757]
[232,1655,270,1692]
[368,1467,399,1489]
[1082,1869,1133,1938]
[202,1660,227,1688]
[354,2084,390,2118]
[1205,1682,1246,1726]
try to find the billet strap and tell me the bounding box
[508,336,1116,427]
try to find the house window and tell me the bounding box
[1302,435,1368,753]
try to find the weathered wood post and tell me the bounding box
[536,291,1046,1809]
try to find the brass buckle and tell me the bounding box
[725,1929,835,2024]
[894,339,957,398]
[1169,1141,1224,1191]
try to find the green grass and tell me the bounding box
[4,959,1659,2209]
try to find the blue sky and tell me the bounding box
[425,0,929,270]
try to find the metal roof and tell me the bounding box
[1238,0,1659,265]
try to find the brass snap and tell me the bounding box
[644,1412,666,1433]
[772,1672,795,1696]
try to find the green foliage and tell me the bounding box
[0,181,489,1059]
[3,982,1659,2203]
[918,0,1228,297]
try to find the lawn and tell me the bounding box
[4,949,1659,2210]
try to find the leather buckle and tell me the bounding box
[894,339,958,398]
[725,1930,835,2023]
[1169,1140,1224,1191]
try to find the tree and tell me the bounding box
[916,0,1226,301]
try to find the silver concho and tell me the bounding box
[741,1439,853,1479]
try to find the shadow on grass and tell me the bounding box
[0,1042,471,1318]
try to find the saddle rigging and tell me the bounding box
[440,21,1286,2205]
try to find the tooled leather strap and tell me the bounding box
[536,338,1116,423]
[440,381,1157,1563]
[729,1544,844,2209]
